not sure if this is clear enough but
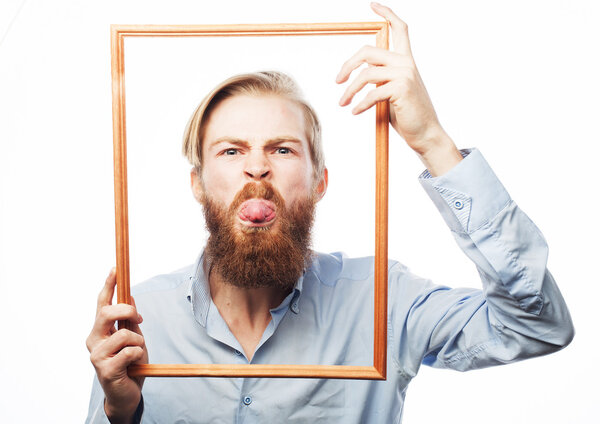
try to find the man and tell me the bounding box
[86,3,574,423]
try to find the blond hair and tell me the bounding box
[182,71,325,180]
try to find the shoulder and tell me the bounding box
[131,264,194,297]
[308,251,408,287]
[129,264,196,320]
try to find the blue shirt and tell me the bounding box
[86,149,574,423]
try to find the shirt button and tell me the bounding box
[453,200,464,210]
[243,396,252,405]
[234,349,242,356]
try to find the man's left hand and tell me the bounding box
[336,2,463,176]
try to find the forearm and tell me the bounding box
[85,377,143,424]
[409,149,573,370]
[414,127,463,177]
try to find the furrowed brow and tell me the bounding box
[208,137,250,150]
[263,137,304,148]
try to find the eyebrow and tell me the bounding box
[208,136,304,150]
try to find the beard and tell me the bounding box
[201,181,315,291]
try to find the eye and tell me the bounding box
[223,148,239,156]
[275,147,291,154]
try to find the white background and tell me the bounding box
[1,0,598,422]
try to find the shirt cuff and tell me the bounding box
[132,396,144,423]
[418,148,511,234]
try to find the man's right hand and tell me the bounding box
[86,268,148,424]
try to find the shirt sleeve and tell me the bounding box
[85,375,144,424]
[389,148,574,373]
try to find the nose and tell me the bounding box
[244,151,271,181]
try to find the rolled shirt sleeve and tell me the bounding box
[392,148,574,372]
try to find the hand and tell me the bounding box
[86,268,148,424]
[336,2,463,176]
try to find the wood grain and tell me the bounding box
[111,22,390,379]
[129,364,385,379]
[373,23,389,380]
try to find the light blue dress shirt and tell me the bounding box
[86,149,574,423]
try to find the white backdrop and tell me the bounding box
[1,0,598,423]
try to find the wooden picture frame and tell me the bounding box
[111,22,389,379]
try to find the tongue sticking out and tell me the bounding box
[238,199,276,224]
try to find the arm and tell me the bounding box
[390,149,573,371]
[338,3,573,370]
[337,2,462,177]
[85,269,148,424]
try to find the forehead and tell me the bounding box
[203,94,308,148]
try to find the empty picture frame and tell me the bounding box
[111,22,389,379]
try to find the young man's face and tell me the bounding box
[191,94,326,289]
[197,94,318,225]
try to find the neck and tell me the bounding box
[207,263,291,360]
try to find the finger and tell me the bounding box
[336,45,406,84]
[339,66,402,106]
[129,297,144,337]
[110,346,146,371]
[352,83,396,115]
[94,345,145,380]
[97,267,117,310]
[370,2,412,56]
[92,329,145,361]
[91,303,142,341]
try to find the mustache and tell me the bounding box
[227,181,284,215]
[201,180,316,290]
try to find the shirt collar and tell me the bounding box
[186,249,306,327]
[186,250,211,327]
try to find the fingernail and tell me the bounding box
[137,314,143,323]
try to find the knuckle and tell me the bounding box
[127,304,137,317]
[114,328,130,343]
[135,333,145,346]
[89,349,101,365]
[98,305,110,320]
[359,44,373,57]
[356,68,370,84]
[123,346,142,360]
[397,20,408,32]
[85,336,93,352]
[121,346,133,358]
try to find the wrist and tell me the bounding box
[415,129,462,177]
[104,396,139,424]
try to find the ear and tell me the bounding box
[314,168,328,202]
[190,168,204,203]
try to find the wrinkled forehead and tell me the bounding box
[202,94,310,149]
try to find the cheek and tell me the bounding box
[201,166,238,205]
[275,165,314,200]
